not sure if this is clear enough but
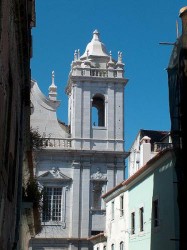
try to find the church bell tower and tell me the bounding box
[66,30,128,152]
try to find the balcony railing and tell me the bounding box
[81,68,117,78]
[153,142,173,152]
[42,138,72,149]
[90,69,108,77]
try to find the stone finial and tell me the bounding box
[84,49,91,70]
[116,51,124,77]
[77,49,80,60]
[107,51,115,70]
[92,29,100,41]
[118,51,123,63]
[52,70,55,85]
[74,50,78,61]
[49,70,57,101]
[109,51,112,61]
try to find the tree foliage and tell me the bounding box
[30,128,44,150]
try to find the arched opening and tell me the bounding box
[92,94,105,127]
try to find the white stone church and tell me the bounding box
[30,30,128,250]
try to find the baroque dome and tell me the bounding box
[80,30,109,59]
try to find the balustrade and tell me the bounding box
[78,68,118,78]
[42,138,72,148]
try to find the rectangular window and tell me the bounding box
[139,207,144,231]
[111,201,115,220]
[120,195,124,216]
[153,199,159,227]
[131,212,135,234]
[42,187,62,222]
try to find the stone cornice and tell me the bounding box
[66,76,128,94]
[37,149,129,158]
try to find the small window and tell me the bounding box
[131,212,135,234]
[92,94,105,127]
[111,201,115,220]
[42,187,62,222]
[153,199,159,227]
[111,244,114,250]
[120,242,124,250]
[139,207,144,232]
[120,195,124,217]
[103,246,106,250]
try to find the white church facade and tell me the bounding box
[29,30,128,250]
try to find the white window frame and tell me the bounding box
[42,186,63,223]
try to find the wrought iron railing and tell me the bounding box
[153,142,173,152]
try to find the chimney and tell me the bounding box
[140,136,151,167]
[179,6,187,48]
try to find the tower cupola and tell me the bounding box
[80,30,109,59]
[66,30,128,151]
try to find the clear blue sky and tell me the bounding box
[31,0,187,150]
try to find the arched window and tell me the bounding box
[111,244,114,250]
[92,94,105,127]
[120,242,124,250]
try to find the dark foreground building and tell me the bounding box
[167,6,187,250]
[0,0,35,249]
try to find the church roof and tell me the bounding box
[80,30,110,59]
